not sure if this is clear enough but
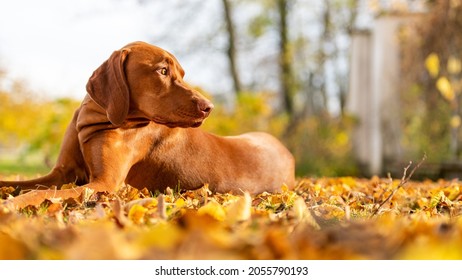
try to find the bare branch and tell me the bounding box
[370,153,427,217]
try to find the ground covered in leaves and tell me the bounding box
[1,176,462,259]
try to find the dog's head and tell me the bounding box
[86,41,213,127]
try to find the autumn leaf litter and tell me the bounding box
[2,176,462,259]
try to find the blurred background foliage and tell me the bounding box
[400,0,462,166]
[1,0,461,178]
[0,77,79,175]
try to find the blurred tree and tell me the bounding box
[265,0,359,117]
[189,0,361,175]
[221,0,243,95]
[140,1,359,120]
[276,0,295,115]
[281,0,359,137]
[401,0,462,161]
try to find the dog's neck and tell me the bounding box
[76,94,188,144]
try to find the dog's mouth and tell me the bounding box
[153,109,210,128]
[191,121,203,128]
[152,117,205,128]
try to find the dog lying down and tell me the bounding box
[0,41,295,208]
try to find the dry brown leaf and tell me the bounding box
[10,187,86,209]
[157,194,167,220]
[111,198,130,227]
[292,197,320,229]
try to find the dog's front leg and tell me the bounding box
[6,133,130,207]
[79,131,141,193]
[8,131,134,208]
[6,130,144,209]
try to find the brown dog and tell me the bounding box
[0,41,294,205]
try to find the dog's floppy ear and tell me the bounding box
[86,49,131,125]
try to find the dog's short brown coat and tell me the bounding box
[0,42,294,204]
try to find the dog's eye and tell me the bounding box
[158,68,168,76]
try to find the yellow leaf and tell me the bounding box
[450,115,461,128]
[197,200,226,221]
[292,197,306,221]
[425,53,440,78]
[436,76,455,101]
[401,240,462,260]
[429,190,452,208]
[226,192,252,224]
[313,183,323,196]
[416,197,429,209]
[448,56,461,74]
[124,198,157,211]
[335,131,349,146]
[445,184,460,201]
[128,204,148,224]
[292,197,320,229]
[175,197,186,208]
[138,222,183,249]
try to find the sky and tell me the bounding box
[0,0,424,102]
[0,0,226,100]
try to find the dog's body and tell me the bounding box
[0,42,294,197]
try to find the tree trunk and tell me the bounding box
[221,0,242,96]
[277,0,294,115]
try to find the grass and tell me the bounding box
[0,159,49,177]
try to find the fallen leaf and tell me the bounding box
[292,197,320,229]
[111,198,130,227]
[157,194,167,220]
[124,198,157,211]
[46,202,63,216]
[226,192,251,224]
[128,204,148,224]
[11,187,86,209]
[138,222,183,250]
[0,232,28,259]
[198,200,226,221]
